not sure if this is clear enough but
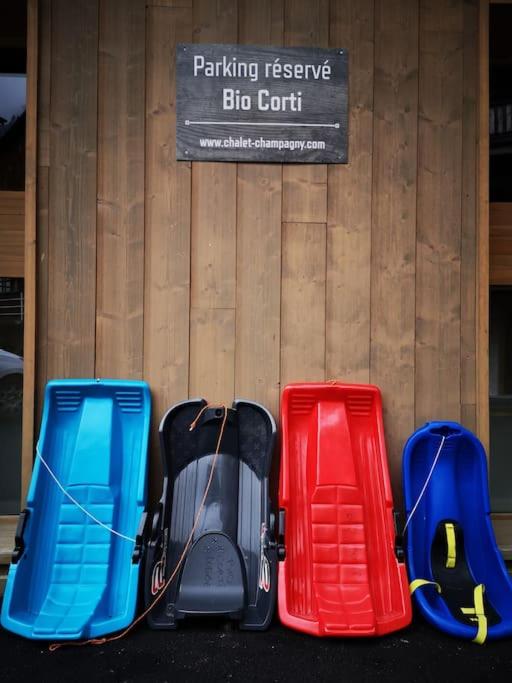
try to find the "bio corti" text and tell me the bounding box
[193,54,332,113]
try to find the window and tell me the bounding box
[0,278,23,514]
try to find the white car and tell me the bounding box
[0,349,23,416]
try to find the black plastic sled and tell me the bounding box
[144,399,277,630]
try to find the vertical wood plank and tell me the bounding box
[416,0,464,425]
[189,160,237,403]
[370,0,419,501]
[96,0,145,379]
[144,5,192,493]
[326,0,374,383]
[282,166,327,224]
[461,403,476,434]
[37,0,51,168]
[283,0,329,50]
[281,0,329,392]
[22,0,38,502]
[489,203,512,284]
[147,0,192,6]
[477,0,489,452]
[36,0,51,428]
[238,0,284,45]
[190,309,235,401]
[460,0,478,433]
[192,0,237,41]
[190,163,237,310]
[36,167,49,431]
[282,0,328,224]
[281,223,326,385]
[189,0,238,404]
[47,0,98,378]
[236,165,282,414]
[235,1,283,417]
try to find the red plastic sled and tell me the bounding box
[278,383,411,637]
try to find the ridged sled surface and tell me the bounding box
[1,379,150,640]
[279,383,411,637]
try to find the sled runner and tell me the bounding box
[403,422,512,643]
[1,379,151,640]
[145,399,277,630]
[278,383,411,637]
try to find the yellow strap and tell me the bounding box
[410,579,442,596]
[445,522,456,568]
[461,584,487,645]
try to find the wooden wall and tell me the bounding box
[0,192,24,277]
[36,0,479,502]
[490,203,512,285]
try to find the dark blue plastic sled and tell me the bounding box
[403,421,512,643]
[1,379,150,640]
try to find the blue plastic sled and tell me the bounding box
[403,421,512,642]
[1,379,150,640]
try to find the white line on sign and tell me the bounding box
[184,120,340,128]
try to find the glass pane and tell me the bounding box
[0,74,26,191]
[0,277,23,514]
[0,2,26,515]
[490,4,512,203]
[489,287,512,513]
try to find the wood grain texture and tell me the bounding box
[235,165,282,415]
[238,0,283,44]
[148,0,192,6]
[490,203,512,284]
[36,0,51,429]
[190,163,237,309]
[189,0,238,405]
[461,402,477,434]
[22,0,38,502]
[282,0,328,223]
[96,0,145,379]
[37,0,51,167]
[416,0,464,425]
[0,192,24,277]
[189,159,237,402]
[0,220,24,276]
[477,0,489,451]
[47,0,98,378]
[492,514,512,561]
[36,168,49,432]
[370,0,419,501]
[326,0,374,383]
[144,6,192,493]
[0,192,26,214]
[189,308,235,402]
[284,0,329,46]
[281,222,326,385]
[192,0,237,42]
[235,0,283,416]
[461,0,478,428]
[283,165,327,223]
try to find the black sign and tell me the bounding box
[176,44,348,163]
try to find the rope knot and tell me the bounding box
[189,402,227,431]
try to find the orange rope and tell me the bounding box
[49,403,228,652]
